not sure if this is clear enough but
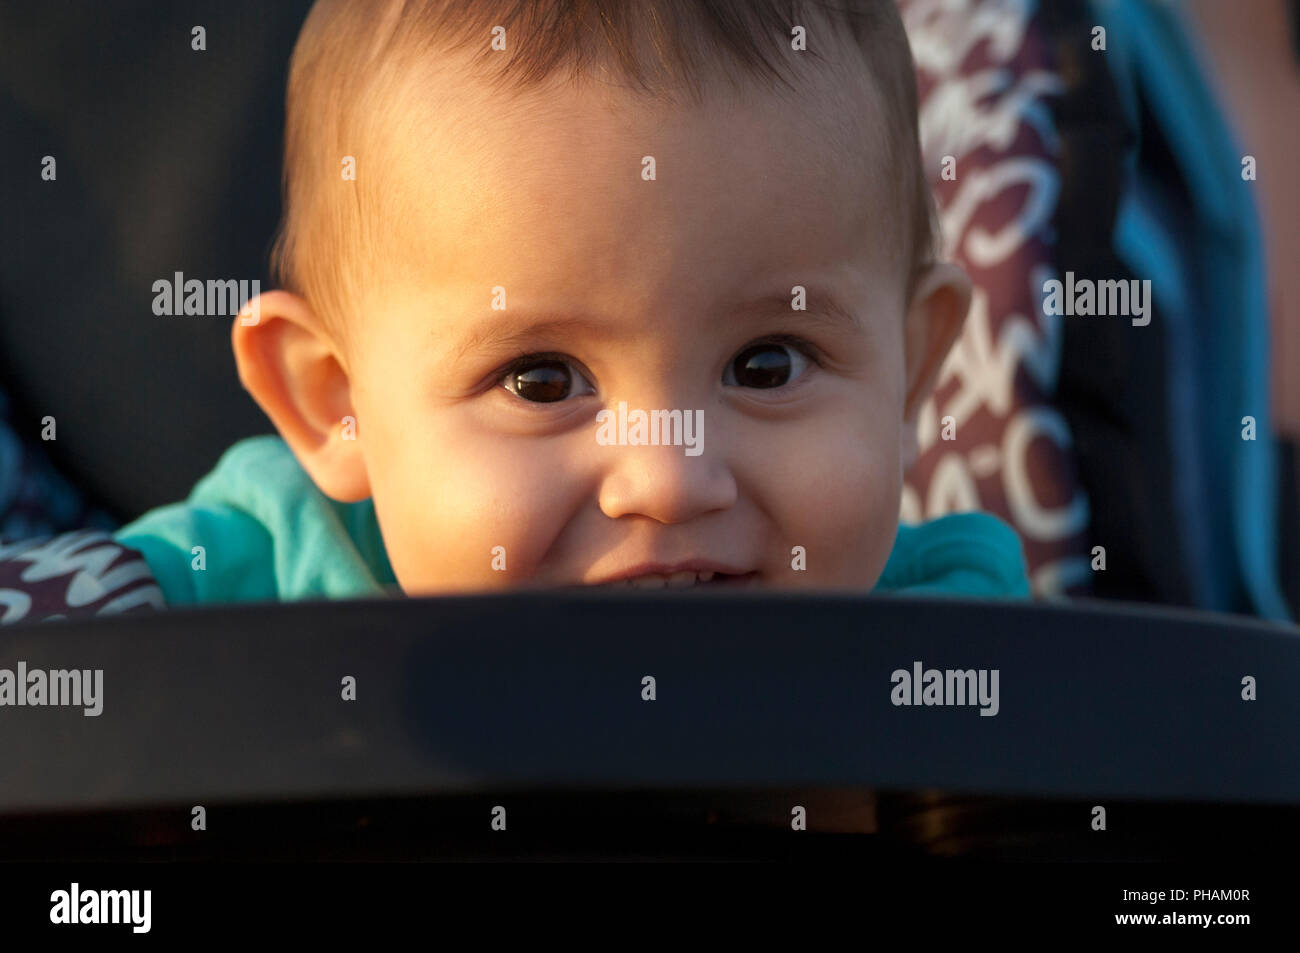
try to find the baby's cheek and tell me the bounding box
[816,457,897,586]
[372,439,575,594]
[766,423,899,587]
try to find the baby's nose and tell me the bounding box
[595,428,736,525]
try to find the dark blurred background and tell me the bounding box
[0,2,312,522]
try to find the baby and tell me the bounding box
[115,0,1029,604]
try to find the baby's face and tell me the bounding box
[342,68,919,594]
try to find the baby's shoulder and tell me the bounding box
[877,512,1031,598]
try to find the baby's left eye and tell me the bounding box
[499,356,596,403]
[722,340,812,389]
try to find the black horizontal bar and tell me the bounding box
[0,592,1296,812]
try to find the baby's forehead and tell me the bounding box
[365,58,900,291]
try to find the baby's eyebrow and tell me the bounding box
[450,287,864,362]
[450,314,620,364]
[725,289,864,333]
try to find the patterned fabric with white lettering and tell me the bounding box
[0,530,164,626]
[899,0,1093,597]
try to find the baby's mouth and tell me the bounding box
[590,570,759,590]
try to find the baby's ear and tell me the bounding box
[230,291,370,502]
[901,261,971,429]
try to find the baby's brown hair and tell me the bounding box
[270,0,936,342]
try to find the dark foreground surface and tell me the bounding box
[1,592,1297,861]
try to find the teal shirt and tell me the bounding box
[115,436,1030,606]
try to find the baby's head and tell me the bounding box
[234,0,971,594]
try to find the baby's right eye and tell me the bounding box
[499,355,596,403]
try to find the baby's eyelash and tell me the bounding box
[487,336,825,391]
[496,351,579,380]
[743,333,826,366]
